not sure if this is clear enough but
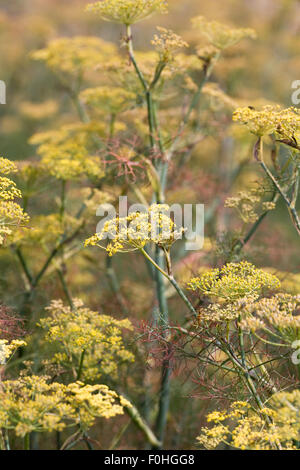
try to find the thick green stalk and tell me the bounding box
[123,400,162,448]
[126,25,148,92]
[106,255,129,315]
[255,138,300,236]
[140,248,197,317]
[230,191,280,260]
[219,339,276,432]
[71,93,89,123]
[153,246,170,445]
[57,268,74,310]
[238,315,246,368]
[126,26,171,445]
[24,433,30,450]
[77,350,85,381]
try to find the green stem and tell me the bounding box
[109,113,116,140]
[238,315,246,368]
[14,70,93,315]
[154,359,171,448]
[24,433,30,450]
[57,268,74,309]
[163,53,220,166]
[140,248,197,317]
[255,138,300,236]
[219,339,275,428]
[153,246,170,446]
[231,192,280,259]
[126,25,148,92]
[145,90,156,150]
[59,180,66,221]
[109,420,131,450]
[77,350,85,381]
[123,400,162,448]
[31,226,81,292]
[15,247,33,286]
[150,61,166,90]
[106,255,129,315]
[71,93,90,123]
[291,167,300,208]
[126,25,171,446]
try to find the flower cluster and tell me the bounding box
[0,374,129,437]
[0,175,21,202]
[86,0,168,25]
[196,296,258,323]
[240,293,300,344]
[233,105,300,138]
[29,123,105,181]
[0,339,26,365]
[225,189,276,224]
[80,188,114,216]
[0,158,19,176]
[151,27,188,63]
[84,204,185,256]
[192,16,256,50]
[0,157,29,244]
[197,391,300,450]
[80,86,136,115]
[14,213,81,247]
[31,37,116,77]
[187,261,280,301]
[39,299,134,381]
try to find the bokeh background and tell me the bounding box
[0,0,300,449]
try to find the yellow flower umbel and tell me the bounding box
[151,27,188,63]
[0,339,27,365]
[15,213,81,248]
[29,123,105,181]
[188,261,280,302]
[84,204,185,256]
[233,105,300,138]
[86,0,168,25]
[31,36,117,78]
[39,299,134,381]
[225,189,276,224]
[192,16,256,50]
[188,262,280,324]
[0,157,29,244]
[197,391,300,450]
[80,86,136,115]
[240,293,300,345]
[0,375,129,438]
